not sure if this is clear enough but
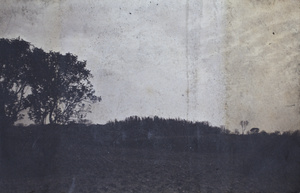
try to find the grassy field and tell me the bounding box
[0,121,299,193]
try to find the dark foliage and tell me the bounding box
[102,116,223,151]
[250,127,259,134]
[0,38,32,127]
[27,48,101,125]
[0,37,101,126]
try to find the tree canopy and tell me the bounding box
[0,38,32,126]
[0,37,101,126]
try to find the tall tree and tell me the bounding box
[240,120,249,135]
[0,37,101,126]
[27,49,101,125]
[0,38,33,158]
[0,38,32,127]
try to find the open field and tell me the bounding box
[0,123,300,193]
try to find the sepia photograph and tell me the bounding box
[0,0,299,192]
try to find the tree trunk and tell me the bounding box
[49,110,53,125]
[49,99,58,125]
[49,104,56,125]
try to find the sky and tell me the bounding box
[1,0,299,132]
[224,0,300,132]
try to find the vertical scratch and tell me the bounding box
[185,0,190,120]
[68,177,76,193]
[32,136,41,149]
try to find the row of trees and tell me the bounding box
[0,37,101,127]
[87,116,297,152]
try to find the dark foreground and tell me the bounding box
[0,124,300,193]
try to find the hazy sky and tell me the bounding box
[224,0,300,132]
[1,0,299,132]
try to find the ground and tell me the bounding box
[1,145,299,193]
[0,125,299,193]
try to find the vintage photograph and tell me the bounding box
[0,0,299,192]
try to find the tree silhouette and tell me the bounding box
[250,127,259,134]
[0,38,32,127]
[0,37,101,125]
[0,38,34,158]
[240,120,249,135]
[26,47,101,125]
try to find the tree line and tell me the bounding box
[0,37,101,127]
[58,116,299,152]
